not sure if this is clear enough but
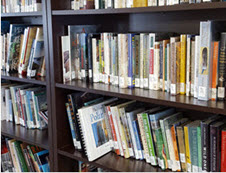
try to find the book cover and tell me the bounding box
[6,24,27,73]
[78,98,117,161]
[61,36,71,82]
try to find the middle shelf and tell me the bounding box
[56,80,226,115]
[1,120,49,150]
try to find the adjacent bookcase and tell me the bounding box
[2,0,226,172]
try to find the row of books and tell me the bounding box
[1,82,48,129]
[61,21,226,101]
[71,0,225,10]
[1,0,42,13]
[78,161,108,172]
[1,137,50,172]
[1,22,46,77]
[65,95,226,172]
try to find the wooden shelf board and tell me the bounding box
[1,72,46,85]
[1,12,42,17]
[1,120,49,150]
[56,80,226,115]
[52,2,226,15]
[58,145,166,172]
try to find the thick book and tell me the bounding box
[14,141,29,172]
[198,21,213,100]
[210,120,226,172]
[6,24,27,73]
[217,33,226,100]
[77,98,117,161]
[201,115,222,172]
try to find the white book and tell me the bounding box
[61,36,71,83]
[103,33,110,84]
[153,42,160,90]
[5,89,11,121]
[194,36,200,98]
[78,98,117,161]
[198,21,212,101]
[114,0,119,8]
[159,0,165,6]
[92,38,99,83]
[1,87,7,121]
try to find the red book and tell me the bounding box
[221,128,226,172]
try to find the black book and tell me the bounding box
[210,120,226,172]
[201,115,222,172]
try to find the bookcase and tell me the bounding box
[1,0,226,172]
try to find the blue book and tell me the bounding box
[35,150,50,172]
[132,120,144,160]
[128,34,135,88]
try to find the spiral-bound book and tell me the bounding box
[77,98,117,161]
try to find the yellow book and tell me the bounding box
[133,0,148,7]
[184,125,192,172]
[180,35,186,94]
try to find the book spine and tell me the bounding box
[197,126,202,172]
[139,34,144,88]
[143,34,149,89]
[12,142,22,172]
[221,129,226,172]
[171,126,181,171]
[180,35,186,94]
[84,0,94,9]
[31,92,40,129]
[10,87,19,124]
[201,121,209,171]
[198,21,212,101]
[14,142,29,172]
[194,36,200,98]
[103,33,110,84]
[142,113,157,165]
[131,35,136,88]
[149,33,155,90]
[190,127,199,172]
[211,41,219,100]
[5,89,10,121]
[137,114,151,163]
[184,126,192,172]
[191,40,195,96]
[154,42,160,91]
[65,103,78,149]
[167,43,170,93]
[217,33,226,100]
[135,35,140,88]
[162,40,168,92]
[210,125,217,172]
[88,35,93,82]
[186,35,191,96]
[132,120,144,160]
[92,38,99,83]
[126,113,139,159]
[170,42,177,95]
[176,126,187,172]
[128,34,134,88]
[159,42,163,90]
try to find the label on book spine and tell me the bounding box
[218,87,225,98]
[198,86,206,98]
[135,78,140,87]
[144,78,148,88]
[180,153,186,163]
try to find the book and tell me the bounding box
[218,33,226,100]
[135,35,140,88]
[77,98,117,161]
[133,0,147,7]
[186,35,192,97]
[211,41,219,100]
[61,36,71,82]
[198,21,213,101]
[194,35,200,98]
[6,24,27,72]
[149,33,155,90]
[221,127,226,172]
[210,121,226,171]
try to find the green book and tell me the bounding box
[197,126,202,172]
[14,141,29,172]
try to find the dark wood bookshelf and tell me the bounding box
[58,145,166,172]
[1,11,42,17]
[1,73,46,85]
[1,120,49,150]
[56,80,226,115]
[52,2,226,15]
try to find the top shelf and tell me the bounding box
[1,11,42,17]
[52,2,226,15]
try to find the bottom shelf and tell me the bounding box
[58,145,167,172]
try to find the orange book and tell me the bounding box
[171,125,181,171]
[211,41,219,100]
[133,0,148,7]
